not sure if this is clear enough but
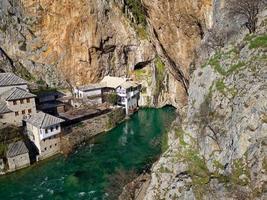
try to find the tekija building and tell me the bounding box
[24,112,64,160]
[0,73,36,125]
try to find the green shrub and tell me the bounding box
[249,35,267,49]
[125,0,147,26]
[105,93,118,105]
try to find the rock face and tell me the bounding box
[0,0,155,87]
[142,12,267,200]
[0,0,215,109]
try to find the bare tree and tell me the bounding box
[227,0,267,33]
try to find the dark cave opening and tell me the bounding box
[133,60,151,70]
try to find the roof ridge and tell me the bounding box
[7,87,17,100]
[40,112,46,128]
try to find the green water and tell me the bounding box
[0,107,176,200]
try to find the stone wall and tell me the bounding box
[61,107,125,154]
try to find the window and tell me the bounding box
[56,125,59,130]
[45,129,48,134]
[27,99,30,103]
[13,100,17,105]
[50,145,52,149]
[55,143,57,146]
[50,127,53,132]
[28,109,32,114]
[15,112,19,116]
[22,110,25,115]
[20,99,24,104]
[44,147,47,151]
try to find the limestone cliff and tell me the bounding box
[0,0,214,109]
[141,11,267,200]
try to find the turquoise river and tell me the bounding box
[0,107,176,200]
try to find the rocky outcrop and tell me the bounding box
[0,0,216,109]
[142,12,267,200]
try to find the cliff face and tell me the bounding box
[0,0,214,109]
[142,11,267,200]
[0,0,155,87]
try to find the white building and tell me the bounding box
[116,81,141,115]
[73,83,106,104]
[25,112,64,160]
[73,76,141,115]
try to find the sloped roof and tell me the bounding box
[77,82,106,92]
[0,100,11,114]
[6,140,29,158]
[0,87,36,101]
[120,81,140,89]
[101,76,127,89]
[25,112,65,128]
[0,73,27,87]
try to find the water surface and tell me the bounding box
[0,107,176,200]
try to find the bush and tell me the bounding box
[105,93,118,105]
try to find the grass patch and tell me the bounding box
[136,25,148,40]
[249,35,267,49]
[161,132,169,152]
[175,127,188,146]
[154,56,165,97]
[227,62,246,75]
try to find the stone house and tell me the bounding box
[0,73,37,126]
[0,87,36,125]
[6,140,30,172]
[24,112,64,160]
[0,73,28,94]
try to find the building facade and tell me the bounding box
[116,81,141,115]
[6,140,30,172]
[0,87,36,125]
[74,83,105,104]
[0,73,37,125]
[73,76,141,115]
[25,112,64,160]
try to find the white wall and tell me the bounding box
[40,125,61,140]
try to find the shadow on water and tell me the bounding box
[0,107,176,200]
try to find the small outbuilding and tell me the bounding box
[6,140,30,171]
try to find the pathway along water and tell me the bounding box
[0,107,176,200]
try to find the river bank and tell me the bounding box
[0,107,176,199]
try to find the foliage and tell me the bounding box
[105,93,118,105]
[161,132,169,153]
[227,0,266,33]
[15,64,35,81]
[125,0,147,26]
[0,125,23,143]
[154,57,165,97]
[0,143,7,158]
[249,35,267,49]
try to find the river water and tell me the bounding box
[0,107,176,200]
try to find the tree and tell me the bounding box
[105,92,118,105]
[227,0,267,33]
